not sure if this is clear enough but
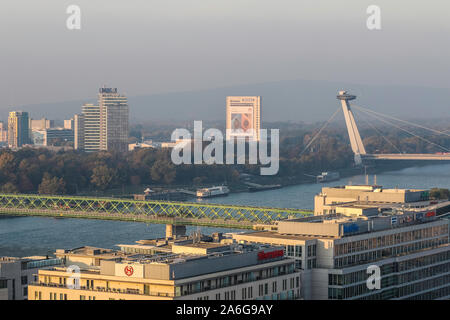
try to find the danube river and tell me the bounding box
[1,164,450,257]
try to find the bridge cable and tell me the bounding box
[299,107,341,157]
[352,106,450,152]
[351,104,450,138]
[353,109,403,153]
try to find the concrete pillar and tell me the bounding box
[165,224,186,239]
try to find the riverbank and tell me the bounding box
[69,161,448,199]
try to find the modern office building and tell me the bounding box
[79,104,100,152]
[30,118,54,130]
[314,185,434,216]
[74,87,129,153]
[28,239,300,300]
[0,256,62,300]
[226,96,261,141]
[98,87,129,153]
[31,128,74,146]
[233,185,450,300]
[8,111,30,148]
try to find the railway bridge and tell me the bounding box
[0,193,313,230]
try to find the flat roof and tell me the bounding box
[174,242,228,249]
[234,231,314,241]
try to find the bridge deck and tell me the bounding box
[363,154,450,161]
[0,194,313,229]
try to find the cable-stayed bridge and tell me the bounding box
[337,91,450,165]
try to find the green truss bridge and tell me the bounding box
[0,194,313,229]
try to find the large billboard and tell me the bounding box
[226,96,261,141]
[230,106,254,137]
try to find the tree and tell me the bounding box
[0,152,16,172]
[91,165,117,190]
[1,182,19,194]
[430,188,450,200]
[150,160,176,184]
[38,174,66,195]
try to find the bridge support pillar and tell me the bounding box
[166,224,186,239]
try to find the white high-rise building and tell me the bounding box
[74,87,129,153]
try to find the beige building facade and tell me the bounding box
[29,242,301,300]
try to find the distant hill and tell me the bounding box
[3,79,449,123]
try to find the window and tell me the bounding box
[272,281,277,293]
[295,246,302,257]
[21,276,28,285]
[287,245,294,256]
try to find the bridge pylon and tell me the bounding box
[337,91,366,165]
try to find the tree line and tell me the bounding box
[1,124,449,195]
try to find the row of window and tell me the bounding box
[35,291,68,300]
[197,277,300,300]
[334,236,448,268]
[329,272,450,300]
[334,225,448,256]
[329,251,450,286]
[176,263,295,296]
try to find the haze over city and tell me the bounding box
[1,1,450,122]
[1,0,450,305]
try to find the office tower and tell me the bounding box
[81,104,100,152]
[226,96,262,141]
[73,114,85,150]
[75,87,129,153]
[98,87,129,153]
[8,111,30,148]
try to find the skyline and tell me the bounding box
[1,1,450,109]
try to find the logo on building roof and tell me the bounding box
[124,265,134,276]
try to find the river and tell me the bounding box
[1,163,450,257]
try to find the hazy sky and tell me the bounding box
[1,0,449,107]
